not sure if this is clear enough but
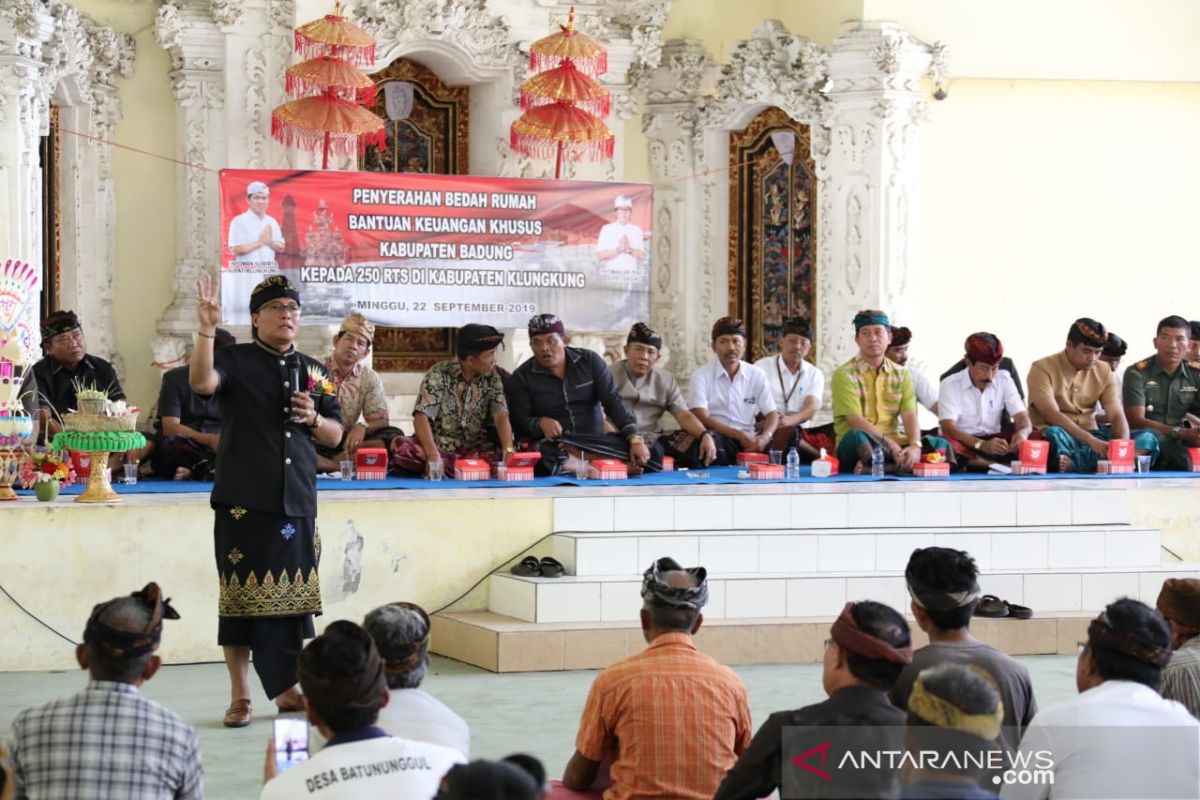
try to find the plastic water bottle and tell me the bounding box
[871,444,886,478]
[786,447,800,480]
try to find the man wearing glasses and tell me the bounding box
[190,273,343,728]
[27,309,125,440]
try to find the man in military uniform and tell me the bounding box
[190,274,343,728]
[1124,315,1200,470]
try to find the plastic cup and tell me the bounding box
[496,464,508,481]
[428,460,444,481]
[339,460,354,481]
[1136,455,1152,474]
[123,462,138,485]
[769,450,782,464]
[574,459,589,480]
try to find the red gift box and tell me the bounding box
[816,453,839,476]
[1018,440,1049,469]
[660,455,674,472]
[1107,438,1136,466]
[912,461,950,477]
[70,450,93,479]
[454,458,491,481]
[1189,448,1200,472]
[506,451,541,468]
[736,451,770,466]
[749,462,785,480]
[499,465,535,481]
[592,458,628,480]
[355,447,387,480]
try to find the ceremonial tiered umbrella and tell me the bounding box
[510,7,613,179]
[271,1,385,170]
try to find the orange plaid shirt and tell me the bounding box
[575,632,753,800]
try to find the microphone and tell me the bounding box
[285,353,301,422]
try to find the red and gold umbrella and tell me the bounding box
[511,101,614,175]
[286,56,377,105]
[293,1,375,66]
[529,6,606,76]
[272,97,385,162]
[520,58,610,118]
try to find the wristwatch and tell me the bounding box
[1171,427,1182,440]
[503,445,517,455]
[308,413,322,430]
[700,429,715,439]
[974,439,983,451]
[629,434,646,445]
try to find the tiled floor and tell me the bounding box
[0,653,1081,800]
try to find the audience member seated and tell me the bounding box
[1156,578,1200,718]
[151,327,235,480]
[393,324,515,477]
[437,759,543,800]
[1123,315,1200,471]
[30,310,125,442]
[1001,599,1199,800]
[714,600,911,800]
[9,582,202,800]
[886,325,939,418]
[902,664,1005,800]
[552,557,751,799]
[753,316,832,460]
[609,322,716,468]
[891,547,1036,754]
[688,316,779,465]
[832,310,952,473]
[361,601,470,756]
[260,620,464,799]
[937,333,1032,470]
[509,314,654,475]
[317,313,404,473]
[1026,318,1155,472]
[1094,332,1127,426]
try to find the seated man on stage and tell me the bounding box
[689,316,779,465]
[1027,317,1156,472]
[151,327,236,480]
[31,310,126,440]
[938,333,1032,470]
[317,313,403,473]
[832,310,952,473]
[392,324,515,476]
[1095,332,1127,426]
[610,322,716,468]
[753,316,831,459]
[509,313,653,475]
[886,325,939,419]
[1123,315,1200,471]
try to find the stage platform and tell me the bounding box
[3,476,1200,672]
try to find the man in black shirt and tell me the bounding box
[29,310,125,440]
[190,274,343,728]
[714,601,912,800]
[508,313,654,475]
[150,328,235,480]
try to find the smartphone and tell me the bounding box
[273,716,310,773]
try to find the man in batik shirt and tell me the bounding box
[392,324,515,476]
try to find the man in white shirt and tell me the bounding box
[228,180,284,264]
[753,316,830,459]
[887,326,939,424]
[361,602,470,758]
[261,621,464,800]
[689,316,779,465]
[595,195,644,275]
[1001,599,1200,800]
[938,332,1032,470]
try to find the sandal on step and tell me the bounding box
[1007,602,1034,620]
[510,556,541,577]
[539,557,565,578]
[973,594,1010,618]
[223,698,252,728]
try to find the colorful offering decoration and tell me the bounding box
[53,397,144,503]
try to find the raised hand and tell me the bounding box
[195,275,222,331]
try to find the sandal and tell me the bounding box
[510,556,541,577]
[1007,602,1034,620]
[223,698,252,728]
[539,557,565,578]
[973,594,1010,618]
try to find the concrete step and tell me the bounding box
[431,609,1100,673]
[552,486,1133,533]
[487,563,1200,624]
[547,524,1162,577]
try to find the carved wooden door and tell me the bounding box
[359,58,469,372]
[728,107,818,362]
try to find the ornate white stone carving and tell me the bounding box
[354,0,520,72]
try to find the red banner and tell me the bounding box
[218,169,652,329]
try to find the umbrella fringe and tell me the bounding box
[293,31,375,67]
[520,92,611,118]
[530,50,606,77]
[272,116,386,156]
[284,73,377,105]
[510,130,614,163]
